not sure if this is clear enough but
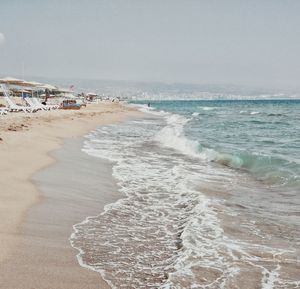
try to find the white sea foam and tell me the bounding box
[201,106,216,111]
[129,102,169,117]
[70,112,299,288]
[129,103,152,113]
[240,110,261,115]
[153,113,246,169]
[71,118,233,287]
[261,265,281,289]
[154,114,200,158]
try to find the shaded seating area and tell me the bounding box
[1,84,37,113]
[0,76,108,117]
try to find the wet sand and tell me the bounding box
[0,102,140,288]
[1,138,120,288]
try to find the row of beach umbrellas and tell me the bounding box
[0,77,98,98]
[0,77,57,90]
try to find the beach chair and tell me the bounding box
[0,107,9,115]
[24,97,44,111]
[0,84,35,113]
[4,95,37,113]
[32,97,59,110]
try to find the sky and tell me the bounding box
[0,0,300,90]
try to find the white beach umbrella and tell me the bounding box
[23,80,42,87]
[0,78,43,88]
[87,92,98,96]
[37,83,57,90]
[0,77,25,85]
[57,87,72,93]
[62,92,77,98]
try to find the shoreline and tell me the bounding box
[0,102,141,288]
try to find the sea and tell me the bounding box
[71,99,300,289]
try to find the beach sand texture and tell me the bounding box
[0,102,139,288]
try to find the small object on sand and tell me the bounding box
[8,127,17,131]
[60,100,81,110]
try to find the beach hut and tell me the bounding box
[86,92,98,102]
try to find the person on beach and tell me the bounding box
[42,88,50,105]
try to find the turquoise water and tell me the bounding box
[134,99,300,188]
[72,99,300,288]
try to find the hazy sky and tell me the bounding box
[1,0,300,89]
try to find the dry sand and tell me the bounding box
[0,102,140,288]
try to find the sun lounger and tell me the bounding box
[24,97,45,111]
[32,98,59,110]
[4,95,37,113]
[0,84,36,113]
[0,107,8,115]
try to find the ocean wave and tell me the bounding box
[239,110,261,115]
[154,114,200,157]
[200,106,217,111]
[72,122,229,288]
[154,112,297,186]
[69,111,300,288]
[129,102,173,117]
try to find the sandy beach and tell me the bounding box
[0,102,140,288]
